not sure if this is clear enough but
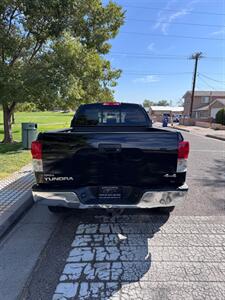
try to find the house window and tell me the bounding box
[199,111,209,118]
[201,96,210,104]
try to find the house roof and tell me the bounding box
[194,98,225,112]
[183,91,225,98]
[211,98,225,106]
[149,106,184,112]
[194,105,209,111]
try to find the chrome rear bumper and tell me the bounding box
[32,184,188,209]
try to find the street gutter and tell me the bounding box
[206,134,225,142]
[170,126,190,132]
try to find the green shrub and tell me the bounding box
[215,108,225,125]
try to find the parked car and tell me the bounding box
[173,114,182,123]
[31,102,189,213]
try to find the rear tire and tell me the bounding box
[176,173,186,186]
[48,206,65,213]
[157,206,175,214]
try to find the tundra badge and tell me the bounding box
[44,176,74,182]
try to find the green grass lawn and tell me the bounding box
[0,111,73,179]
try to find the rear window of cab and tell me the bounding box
[73,104,148,126]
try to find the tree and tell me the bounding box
[216,108,225,125]
[143,100,155,108]
[26,34,122,111]
[0,0,124,143]
[157,100,170,106]
[143,99,170,107]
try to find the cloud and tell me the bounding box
[133,75,160,83]
[147,43,175,54]
[154,0,200,34]
[147,42,155,52]
[161,9,188,34]
[211,28,225,36]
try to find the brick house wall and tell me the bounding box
[183,94,191,115]
[183,92,225,116]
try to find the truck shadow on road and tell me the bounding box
[52,209,171,299]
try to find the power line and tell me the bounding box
[197,74,217,90]
[123,5,225,16]
[204,57,225,60]
[127,18,225,28]
[196,81,211,90]
[196,84,204,90]
[198,73,225,83]
[122,71,192,76]
[110,53,186,60]
[111,52,187,57]
[120,31,225,41]
[206,72,225,75]
[198,74,225,90]
[116,69,225,77]
[110,51,225,61]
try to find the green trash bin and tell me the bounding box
[22,123,38,149]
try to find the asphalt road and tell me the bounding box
[0,130,225,300]
[172,130,225,216]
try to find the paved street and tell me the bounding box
[171,130,225,216]
[0,130,225,300]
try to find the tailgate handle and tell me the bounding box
[99,144,121,153]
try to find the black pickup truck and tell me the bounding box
[31,102,189,212]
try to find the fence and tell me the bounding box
[179,118,225,129]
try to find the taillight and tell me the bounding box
[31,141,43,172]
[178,141,189,159]
[103,102,121,106]
[31,141,42,159]
[177,141,189,173]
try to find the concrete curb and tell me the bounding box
[206,134,225,142]
[170,126,190,132]
[0,191,34,239]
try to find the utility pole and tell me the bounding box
[189,52,203,118]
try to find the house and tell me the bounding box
[210,99,225,118]
[149,106,184,122]
[183,91,225,120]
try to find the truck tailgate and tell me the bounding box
[38,130,179,187]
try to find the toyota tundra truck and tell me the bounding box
[31,102,189,212]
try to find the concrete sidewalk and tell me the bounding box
[170,124,225,141]
[0,165,34,238]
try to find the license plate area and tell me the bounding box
[98,186,122,200]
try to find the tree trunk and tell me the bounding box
[12,112,15,124]
[2,102,15,144]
